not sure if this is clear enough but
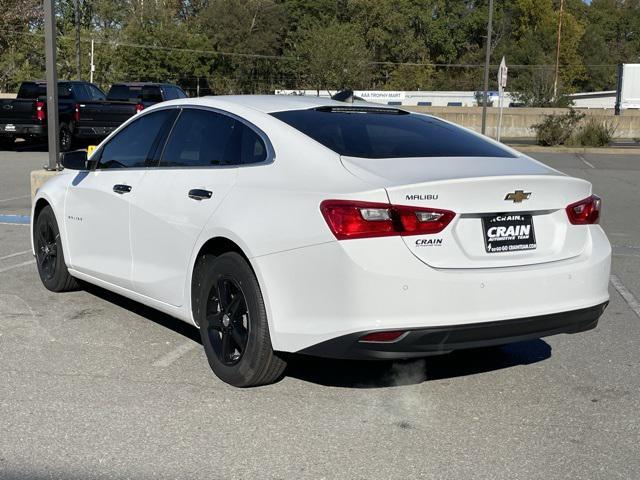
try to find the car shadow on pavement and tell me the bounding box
[283,340,552,388]
[80,282,551,389]
[81,282,201,344]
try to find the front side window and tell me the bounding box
[271,108,516,159]
[160,109,237,167]
[97,110,174,169]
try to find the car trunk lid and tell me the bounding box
[341,155,592,269]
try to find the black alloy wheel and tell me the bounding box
[193,252,286,387]
[205,277,250,366]
[35,220,58,282]
[33,205,79,292]
[59,125,72,152]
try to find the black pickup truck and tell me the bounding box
[76,82,187,139]
[0,81,186,150]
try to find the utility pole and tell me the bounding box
[553,0,564,99]
[74,0,81,80]
[90,38,95,84]
[481,0,494,136]
[44,0,59,170]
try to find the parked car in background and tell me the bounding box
[76,83,187,141]
[0,81,187,150]
[0,80,100,151]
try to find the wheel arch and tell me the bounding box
[31,197,53,255]
[188,236,272,329]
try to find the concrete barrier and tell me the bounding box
[404,106,640,139]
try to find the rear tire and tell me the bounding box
[59,125,73,152]
[34,205,79,292]
[193,252,286,387]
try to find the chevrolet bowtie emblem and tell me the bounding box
[504,190,531,203]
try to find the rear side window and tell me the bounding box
[107,85,131,102]
[271,108,515,158]
[142,86,163,103]
[88,84,106,101]
[97,110,175,169]
[160,109,237,167]
[58,84,73,99]
[159,109,268,167]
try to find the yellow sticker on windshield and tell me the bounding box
[87,145,97,157]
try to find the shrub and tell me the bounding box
[532,109,585,146]
[570,119,617,147]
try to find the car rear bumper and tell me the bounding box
[0,124,46,137]
[75,125,118,138]
[297,302,608,359]
[253,225,611,354]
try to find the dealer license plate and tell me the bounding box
[482,214,537,253]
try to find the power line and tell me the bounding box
[1,29,619,68]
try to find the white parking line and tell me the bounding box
[0,195,29,204]
[152,341,199,368]
[0,259,36,274]
[577,154,595,169]
[0,250,31,262]
[610,275,640,319]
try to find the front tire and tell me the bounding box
[34,205,79,292]
[193,252,286,387]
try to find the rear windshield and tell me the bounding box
[107,85,164,103]
[18,82,73,99]
[271,108,516,158]
[17,83,46,99]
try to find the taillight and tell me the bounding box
[36,101,45,122]
[74,103,81,122]
[320,200,455,240]
[135,103,144,113]
[566,195,601,225]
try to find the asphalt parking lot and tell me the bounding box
[1,148,639,479]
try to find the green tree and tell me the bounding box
[289,21,371,91]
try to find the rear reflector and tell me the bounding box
[320,200,455,240]
[566,195,601,225]
[73,103,81,122]
[360,331,406,343]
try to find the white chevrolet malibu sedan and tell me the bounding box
[32,95,611,387]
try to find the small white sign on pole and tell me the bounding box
[497,57,508,141]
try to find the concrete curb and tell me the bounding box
[508,145,640,155]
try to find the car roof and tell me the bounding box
[168,95,391,114]
[111,82,177,87]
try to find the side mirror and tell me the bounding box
[59,150,90,170]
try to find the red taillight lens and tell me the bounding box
[320,200,455,240]
[566,195,601,225]
[360,330,406,343]
[395,205,456,235]
[73,103,81,122]
[36,101,45,122]
[135,103,144,113]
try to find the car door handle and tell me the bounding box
[188,189,213,201]
[113,184,132,194]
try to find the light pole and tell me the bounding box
[481,0,494,136]
[553,0,565,100]
[44,0,59,170]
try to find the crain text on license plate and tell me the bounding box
[482,214,537,253]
